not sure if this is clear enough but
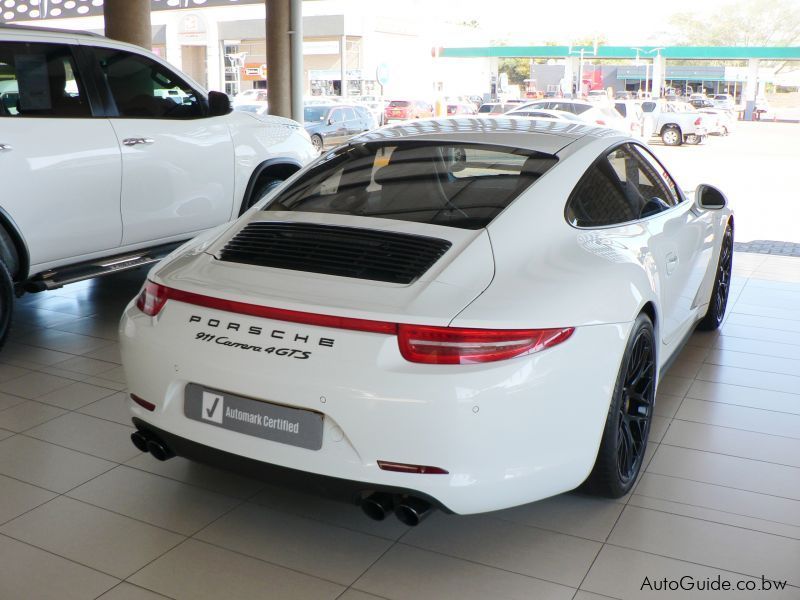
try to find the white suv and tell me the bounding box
[0,25,316,347]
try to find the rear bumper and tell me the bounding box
[121,300,632,514]
[132,417,450,510]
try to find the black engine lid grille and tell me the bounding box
[218,222,452,284]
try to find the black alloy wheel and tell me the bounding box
[614,326,655,485]
[697,224,733,331]
[583,313,656,497]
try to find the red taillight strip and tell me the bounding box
[163,284,398,335]
[137,281,574,363]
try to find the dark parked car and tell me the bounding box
[304,104,375,152]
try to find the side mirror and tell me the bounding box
[208,91,231,117]
[695,183,727,210]
[328,117,335,125]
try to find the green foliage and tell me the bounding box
[498,58,530,87]
[666,0,800,46]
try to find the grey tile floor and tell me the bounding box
[0,252,798,599]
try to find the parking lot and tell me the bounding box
[650,120,799,246]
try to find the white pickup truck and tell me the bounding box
[641,100,708,146]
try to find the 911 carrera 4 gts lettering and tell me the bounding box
[189,316,335,347]
[193,332,312,359]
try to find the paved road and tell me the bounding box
[648,121,799,244]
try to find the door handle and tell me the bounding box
[122,137,155,146]
[0,143,12,152]
[666,252,679,275]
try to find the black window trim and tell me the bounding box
[565,141,686,230]
[0,40,102,119]
[81,43,210,120]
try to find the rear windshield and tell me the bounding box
[263,142,558,230]
[477,104,494,113]
[388,100,410,107]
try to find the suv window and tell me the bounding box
[342,107,357,121]
[0,42,90,118]
[264,142,558,230]
[566,144,674,227]
[91,47,203,119]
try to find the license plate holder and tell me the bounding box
[184,383,323,451]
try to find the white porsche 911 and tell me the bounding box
[120,118,733,525]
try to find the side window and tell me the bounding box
[0,42,90,118]
[92,47,203,119]
[330,109,345,123]
[343,107,357,121]
[566,145,674,228]
[632,145,682,205]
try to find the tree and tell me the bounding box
[498,58,530,87]
[666,0,800,47]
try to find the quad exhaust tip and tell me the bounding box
[130,430,175,461]
[361,492,433,526]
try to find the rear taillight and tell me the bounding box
[136,281,169,316]
[694,117,702,125]
[398,325,574,364]
[595,119,606,125]
[136,281,573,364]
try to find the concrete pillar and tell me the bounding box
[164,22,183,71]
[562,57,575,97]
[340,35,348,98]
[290,0,303,122]
[104,0,152,50]
[267,0,291,118]
[651,53,664,99]
[205,18,222,92]
[743,58,759,120]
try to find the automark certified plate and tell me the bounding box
[184,383,323,450]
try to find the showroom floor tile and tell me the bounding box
[0,254,798,599]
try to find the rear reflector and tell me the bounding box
[398,324,574,364]
[135,281,574,364]
[694,117,702,125]
[378,460,449,475]
[130,394,156,412]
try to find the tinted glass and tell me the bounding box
[304,106,328,122]
[477,104,494,113]
[0,42,90,118]
[264,142,558,230]
[567,144,674,227]
[343,107,357,120]
[389,100,409,107]
[92,47,203,119]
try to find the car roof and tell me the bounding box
[0,23,103,40]
[350,117,624,155]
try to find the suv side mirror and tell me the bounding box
[695,183,727,210]
[208,91,231,117]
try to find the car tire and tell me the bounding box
[243,178,284,212]
[697,224,733,331]
[661,127,682,146]
[0,260,14,352]
[311,134,323,153]
[582,312,656,498]
[685,134,700,145]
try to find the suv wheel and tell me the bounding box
[0,260,14,351]
[311,134,323,153]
